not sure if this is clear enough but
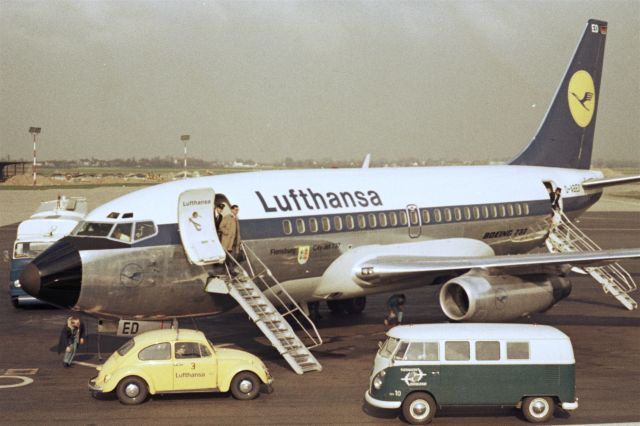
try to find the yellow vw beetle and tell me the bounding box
[89,328,273,404]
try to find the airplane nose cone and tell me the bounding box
[19,239,82,308]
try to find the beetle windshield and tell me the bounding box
[379,337,400,359]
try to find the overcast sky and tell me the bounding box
[1,0,638,164]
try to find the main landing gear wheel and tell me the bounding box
[402,392,436,424]
[230,371,260,400]
[116,376,148,405]
[522,396,554,423]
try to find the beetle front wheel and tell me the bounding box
[522,396,554,423]
[230,371,260,400]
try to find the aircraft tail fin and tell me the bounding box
[510,19,607,170]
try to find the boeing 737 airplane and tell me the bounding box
[20,19,640,373]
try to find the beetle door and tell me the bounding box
[178,188,226,265]
[172,341,217,390]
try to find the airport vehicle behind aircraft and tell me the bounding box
[20,19,640,374]
[9,196,87,307]
[365,323,578,424]
[89,328,273,405]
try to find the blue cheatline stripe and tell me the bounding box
[130,193,601,249]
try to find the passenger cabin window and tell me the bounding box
[175,342,202,359]
[75,222,114,237]
[473,206,480,220]
[482,206,490,219]
[422,209,431,224]
[357,214,366,229]
[134,221,156,241]
[296,218,306,234]
[321,217,331,232]
[283,220,293,235]
[515,203,523,216]
[476,341,500,361]
[454,208,462,221]
[111,223,133,243]
[346,215,355,230]
[408,209,419,225]
[404,342,439,361]
[507,342,530,360]
[389,212,398,226]
[138,342,171,361]
[399,211,408,226]
[445,341,470,361]
[309,218,319,233]
[491,205,498,218]
[507,204,514,216]
[464,207,471,220]
[368,213,377,228]
[433,209,442,223]
[444,208,452,222]
[499,205,506,217]
[378,212,388,227]
[523,203,530,215]
[333,216,343,231]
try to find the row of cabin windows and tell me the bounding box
[282,203,531,235]
[393,340,530,362]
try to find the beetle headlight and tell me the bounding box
[103,374,111,384]
[373,370,386,390]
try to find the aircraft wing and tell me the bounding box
[582,175,640,189]
[356,248,640,286]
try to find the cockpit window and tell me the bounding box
[134,221,156,241]
[74,222,114,237]
[110,223,133,242]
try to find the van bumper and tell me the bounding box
[561,399,579,411]
[365,390,401,409]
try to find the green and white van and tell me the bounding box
[365,323,578,424]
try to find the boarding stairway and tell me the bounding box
[204,243,323,374]
[546,211,638,310]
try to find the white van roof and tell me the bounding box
[387,323,570,342]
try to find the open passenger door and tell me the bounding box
[178,188,226,265]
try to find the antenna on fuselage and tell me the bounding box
[362,153,371,168]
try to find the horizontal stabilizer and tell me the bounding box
[582,175,640,189]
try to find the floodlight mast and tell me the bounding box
[29,127,41,186]
[180,134,190,178]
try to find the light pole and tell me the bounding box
[180,134,190,178]
[29,127,41,186]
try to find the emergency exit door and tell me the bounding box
[178,188,226,265]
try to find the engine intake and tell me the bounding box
[439,270,571,322]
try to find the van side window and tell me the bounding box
[507,342,530,360]
[404,342,439,361]
[476,341,500,361]
[445,341,470,361]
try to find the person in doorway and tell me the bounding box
[551,187,563,212]
[214,204,225,239]
[384,294,406,326]
[220,204,242,261]
[57,316,86,367]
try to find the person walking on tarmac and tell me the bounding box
[384,294,406,326]
[58,316,86,367]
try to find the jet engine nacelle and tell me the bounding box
[439,270,571,322]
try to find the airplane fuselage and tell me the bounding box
[25,165,603,319]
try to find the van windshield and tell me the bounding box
[379,337,400,358]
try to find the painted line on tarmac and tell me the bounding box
[0,376,34,389]
[72,361,99,368]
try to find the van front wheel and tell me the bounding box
[402,392,436,424]
[522,396,554,423]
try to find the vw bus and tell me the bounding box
[365,323,578,424]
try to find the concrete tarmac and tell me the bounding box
[0,212,638,425]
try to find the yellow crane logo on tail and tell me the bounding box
[567,70,596,127]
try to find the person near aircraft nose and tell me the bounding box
[384,294,406,326]
[57,316,86,367]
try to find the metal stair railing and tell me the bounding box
[546,211,637,310]
[207,243,322,374]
